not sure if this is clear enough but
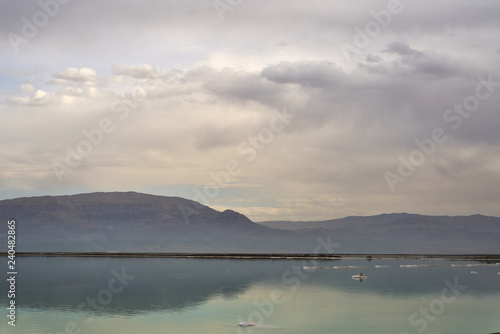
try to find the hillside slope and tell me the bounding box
[1,193,499,253]
[0,192,286,252]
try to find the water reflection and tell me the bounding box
[0,257,498,315]
[0,257,499,334]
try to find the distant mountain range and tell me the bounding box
[259,214,500,254]
[0,192,499,254]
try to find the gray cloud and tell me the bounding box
[385,42,459,77]
[261,60,344,87]
[385,41,423,56]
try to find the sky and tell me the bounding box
[1,0,500,221]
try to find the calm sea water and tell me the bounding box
[1,257,499,334]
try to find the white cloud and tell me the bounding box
[9,96,31,106]
[20,83,35,94]
[52,67,98,85]
[10,89,50,106]
[33,90,47,100]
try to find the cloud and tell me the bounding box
[9,96,32,106]
[261,60,344,87]
[20,83,35,94]
[385,41,424,57]
[50,67,99,86]
[361,41,463,78]
[0,69,38,76]
[112,64,159,79]
[10,89,50,106]
[365,55,382,63]
[192,67,286,106]
[33,90,47,100]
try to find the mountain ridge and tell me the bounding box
[1,192,499,254]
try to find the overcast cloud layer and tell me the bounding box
[1,0,500,221]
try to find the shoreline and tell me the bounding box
[3,252,500,261]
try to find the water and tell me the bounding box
[1,257,499,334]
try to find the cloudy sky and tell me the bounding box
[1,0,499,221]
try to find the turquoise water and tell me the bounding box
[1,257,499,334]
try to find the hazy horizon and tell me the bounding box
[2,190,500,222]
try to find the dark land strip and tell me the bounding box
[4,252,500,261]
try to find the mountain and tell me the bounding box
[0,192,302,253]
[0,192,499,253]
[258,213,500,253]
